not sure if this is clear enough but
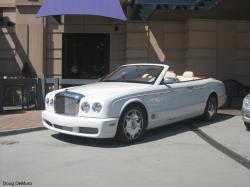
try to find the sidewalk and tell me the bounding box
[0,110,44,134]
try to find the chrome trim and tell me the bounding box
[54,91,84,116]
[56,91,85,100]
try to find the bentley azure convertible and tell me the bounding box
[42,64,227,143]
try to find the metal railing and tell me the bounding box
[0,78,98,112]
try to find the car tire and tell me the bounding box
[203,95,218,121]
[116,105,146,143]
[244,122,250,131]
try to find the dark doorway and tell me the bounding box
[62,33,110,79]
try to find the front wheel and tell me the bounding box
[203,96,218,121]
[116,105,146,143]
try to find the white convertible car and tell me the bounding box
[42,64,227,143]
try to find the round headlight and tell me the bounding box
[81,102,90,113]
[46,98,49,106]
[243,97,250,108]
[92,103,102,113]
[50,99,54,107]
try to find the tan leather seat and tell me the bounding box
[183,71,194,78]
[177,71,194,82]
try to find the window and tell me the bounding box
[62,33,110,79]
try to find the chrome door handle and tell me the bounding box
[187,86,194,89]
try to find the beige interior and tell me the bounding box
[165,71,204,82]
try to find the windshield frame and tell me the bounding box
[101,64,167,85]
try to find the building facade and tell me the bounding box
[1,0,250,85]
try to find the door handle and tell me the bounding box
[187,86,194,90]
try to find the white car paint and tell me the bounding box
[42,63,227,138]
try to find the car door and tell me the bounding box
[165,82,196,119]
[184,80,208,116]
[172,80,208,117]
[146,82,192,128]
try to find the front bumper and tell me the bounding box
[242,107,250,124]
[42,111,119,138]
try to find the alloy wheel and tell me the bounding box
[123,109,143,140]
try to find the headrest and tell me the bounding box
[165,71,176,78]
[183,71,194,78]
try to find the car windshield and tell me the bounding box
[102,65,164,84]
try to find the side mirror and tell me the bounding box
[163,77,176,85]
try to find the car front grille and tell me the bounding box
[55,96,78,116]
[54,91,84,116]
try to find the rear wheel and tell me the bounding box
[203,95,218,121]
[116,105,146,143]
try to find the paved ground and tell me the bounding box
[0,110,250,187]
[0,110,42,132]
[198,111,250,160]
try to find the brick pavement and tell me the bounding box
[0,110,43,132]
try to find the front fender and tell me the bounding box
[109,98,148,118]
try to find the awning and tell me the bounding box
[134,0,223,19]
[37,0,127,21]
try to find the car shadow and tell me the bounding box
[51,113,235,148]
[191,113,235,129]
[140,113,235,143]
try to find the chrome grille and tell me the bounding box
[54,91,84,116]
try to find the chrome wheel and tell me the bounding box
[117,105,146,143]
[123,109,143,140]
[207,100,216,118]
[204,96,217,121]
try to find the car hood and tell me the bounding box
[63,82,152,99]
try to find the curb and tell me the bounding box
[0,127,47,137]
